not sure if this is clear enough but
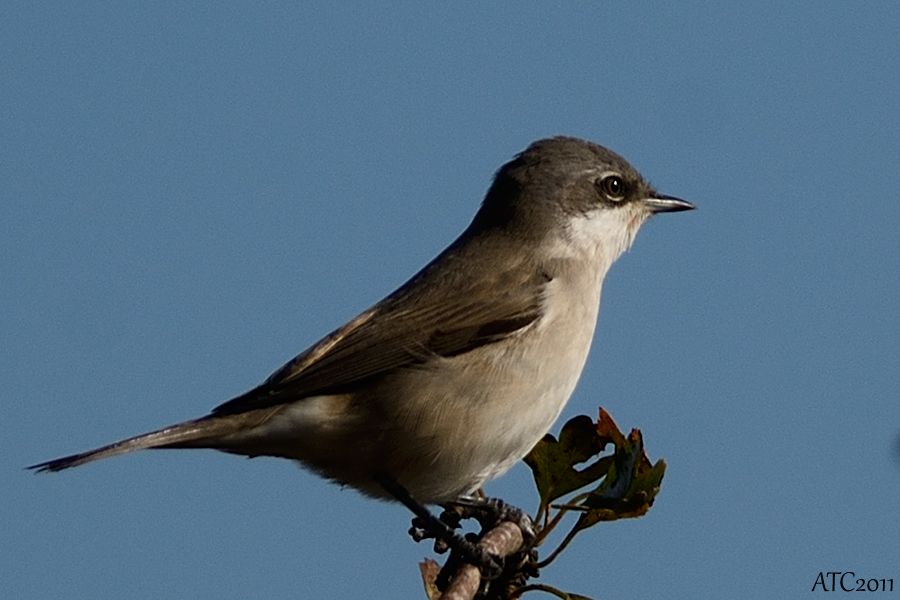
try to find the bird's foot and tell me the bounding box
[445,496,537,546]
[409,512,504,579]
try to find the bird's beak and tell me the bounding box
[643,194,696,213]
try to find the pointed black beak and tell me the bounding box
[643,194,696,213]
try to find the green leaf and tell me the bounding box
[571,427,666,533]
[533,410,667,567]
[524,415,613,519]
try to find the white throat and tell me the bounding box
[550,206,648,278]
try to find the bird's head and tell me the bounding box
[474,136,694,264]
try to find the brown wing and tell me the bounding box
[212,262,548,416]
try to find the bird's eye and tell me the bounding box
[597,175,626,201]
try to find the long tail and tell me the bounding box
[27,414,256,473]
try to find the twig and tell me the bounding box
[532,491,589,548]
[438,521,525,600]
[510,583,576,599]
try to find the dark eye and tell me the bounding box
[597,175,626,201]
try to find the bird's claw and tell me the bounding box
[408,511,505,578]
[445,496,537,546]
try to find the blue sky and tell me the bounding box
[4,3,899,599]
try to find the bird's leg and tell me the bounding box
[374,474,502,578]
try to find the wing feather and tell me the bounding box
[213,262,547,416]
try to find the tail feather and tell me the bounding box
[27,414,254,473]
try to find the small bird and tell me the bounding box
[30,136,694,506]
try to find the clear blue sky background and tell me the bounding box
[4,3,899,599]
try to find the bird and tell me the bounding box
[29,136,694,507]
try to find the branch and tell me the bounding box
[420,520,525,600]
